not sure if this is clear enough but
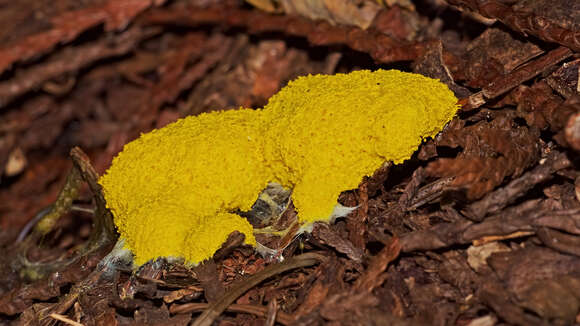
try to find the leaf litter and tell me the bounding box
[1,0,580,325]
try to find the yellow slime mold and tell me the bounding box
[98,69,459,265]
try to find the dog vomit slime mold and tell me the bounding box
[98,69,460,265]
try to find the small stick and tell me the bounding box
[192,252,326,326]
[171,302,293,325]
[49,313,84,326]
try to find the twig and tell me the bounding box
[15,147,115,283]
[192,252,326,326]
[70,147,116,243]
[171,302,293,325]
[49,313,84,326]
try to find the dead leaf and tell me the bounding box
[280,0,380,29]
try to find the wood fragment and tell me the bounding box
[445,0,580,52]
[462,46,572,110]
[464,151,571,221]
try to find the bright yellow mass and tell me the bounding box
[98,70,459,265]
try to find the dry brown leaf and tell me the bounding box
[280,0,380,29]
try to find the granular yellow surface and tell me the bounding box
[98,69,459,265]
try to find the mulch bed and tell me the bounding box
[1,0,579,325]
